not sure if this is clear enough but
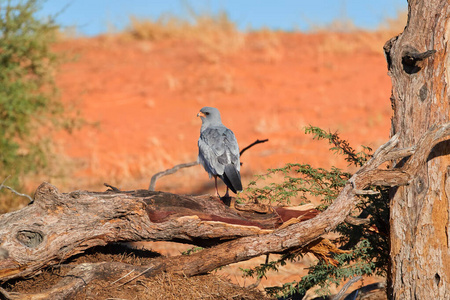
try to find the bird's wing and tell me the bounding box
[198,126,240,176]
[222,127,240,171]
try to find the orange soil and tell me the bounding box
[53,31,393,195]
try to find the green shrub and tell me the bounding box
[0,0,61,184]
[240,126,389,298]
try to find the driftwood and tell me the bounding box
[1,123,450,299]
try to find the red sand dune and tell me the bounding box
[53,32,393,195]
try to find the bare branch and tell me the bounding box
[345,216,371,226]
[384,146,416,163]
[245,276,262,290]
[118,263,160,286]
[0,287,15,300]
[104,183,121,192]
[353,189,380,195]
[148,161,198,191]
[0,176,33,203]
[354,132,400,172]
[239,139,269,156]
[331,276,362,300]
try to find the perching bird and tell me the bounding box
[197,107,243,197]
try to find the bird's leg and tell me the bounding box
[214,176,221,197]
[224,187,230,198]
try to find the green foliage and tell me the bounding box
[264,240,375,297]
[304,126,372,167]
[240,125,389,298]
[244,163,349,210]
[241,254,287,279]
[0,0,61,183]
[241,126,373,209]
[336,186,390,276]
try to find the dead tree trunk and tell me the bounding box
[384,0,450,298]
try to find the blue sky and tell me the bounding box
[37,0,407,36]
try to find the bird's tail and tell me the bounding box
[221,164,243,193]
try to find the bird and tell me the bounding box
[197,107,243,198]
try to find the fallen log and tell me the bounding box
[0,122,449,298]
[0,184,317,282]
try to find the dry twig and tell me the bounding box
[331,276,362,300]
[0,176,33,203]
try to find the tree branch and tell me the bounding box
[239,139,269,156]
[148,161,198,191]
[345,216,371,226]
[0,176,33,203]
[331,276,362,300]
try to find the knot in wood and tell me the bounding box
[419,84,428,102]
[415,177,426,194]
[16,230,44,248]
[401,46,436,74]
[34,182,62,206]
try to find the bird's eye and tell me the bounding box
[205,112,210,115]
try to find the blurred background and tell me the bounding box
[1,0,408,207]
[0,0,407,297]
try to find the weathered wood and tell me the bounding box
[0,185,318,281]
[1,122,449,286]
[384,1,450,298]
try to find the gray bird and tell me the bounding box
[197,107,243,197]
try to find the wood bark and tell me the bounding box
[384,0,450,298]
[0,122,449,298]
[0,185,320,282]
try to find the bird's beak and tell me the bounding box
[197,112,206,118]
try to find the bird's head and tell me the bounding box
[197,107,222,125]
